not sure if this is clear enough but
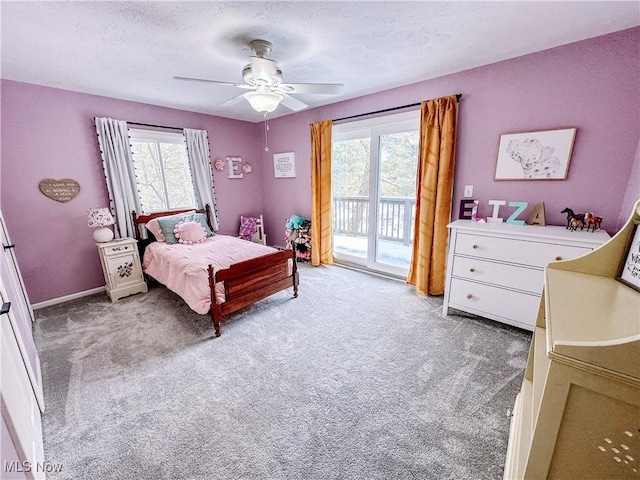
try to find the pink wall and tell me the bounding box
[618,139,640,229]
[1,27,639,304]
[258,27,640,244]
[1,81,261,303]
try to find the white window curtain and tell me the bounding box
[95,117,141,239]
[184,128,219,230]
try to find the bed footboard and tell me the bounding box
[208,248,298,336]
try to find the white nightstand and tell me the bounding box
[96,237,147,302]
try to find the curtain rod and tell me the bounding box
[127,121,185,131]
[332,93,462,123]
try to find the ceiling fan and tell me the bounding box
[174,39,344,114]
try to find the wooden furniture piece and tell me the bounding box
[132,206,298,336]
[1,211,45,479]
[443,221,609,331]
[96,237,148,302]
[503,199,640,479]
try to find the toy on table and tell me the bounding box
[284,215,312,261]
[560,207,602,232]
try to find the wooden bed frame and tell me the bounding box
[131,206,298,336]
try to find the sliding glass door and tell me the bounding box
[332,111,419,277]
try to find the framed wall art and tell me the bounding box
[616,221,640,292]
[494,127,576,180]
[273,152,296,178]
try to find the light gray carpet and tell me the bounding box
[34,264,531,480]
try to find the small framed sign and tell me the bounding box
[273,152,296,178]
[616,222,640,292]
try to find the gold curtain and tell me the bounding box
[407,95,458,295]
[310,120,334,266]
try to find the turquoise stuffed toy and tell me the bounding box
[286,215,307,230]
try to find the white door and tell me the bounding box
[0,212,44,410]
[1,311,46,479]
[0,210,46,478]
[332,110,420,277]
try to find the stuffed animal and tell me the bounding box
[286,215,308,230]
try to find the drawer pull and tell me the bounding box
[472,244,479,249]
[466,293,473,299]
[555,256,563,261]
[469,268,475,273]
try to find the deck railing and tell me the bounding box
[332,196,415,245]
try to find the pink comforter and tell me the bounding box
[142,235,280,315]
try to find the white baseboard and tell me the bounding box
[32,286,105,310]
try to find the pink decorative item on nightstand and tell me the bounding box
[87,207,115,242]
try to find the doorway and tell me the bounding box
[332,110,420,277]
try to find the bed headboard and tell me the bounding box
[131,204,214,242]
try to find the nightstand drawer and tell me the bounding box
[448,278,539,329]
[451,256,542,294]
[455,233,591,268]
[102,241,136,256]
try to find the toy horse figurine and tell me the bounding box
[560,207,585,230]
[583,212,603,232]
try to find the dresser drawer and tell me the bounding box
[451,256,543,294]
[448,278,539,329]
[454,233,591,268]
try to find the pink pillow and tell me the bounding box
[145,210,196,242]
[239,216,258,240]
[174,221,207,245]
[145,218,165,241]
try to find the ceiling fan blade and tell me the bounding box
[278,83,344,95]
[173,76,252,89]
[280,93,308,112]
[219,94,247,107]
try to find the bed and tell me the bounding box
[131,206,298,336]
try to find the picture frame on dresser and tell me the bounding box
[616,221,640,292]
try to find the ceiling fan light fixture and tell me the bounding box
[243,90,283,113]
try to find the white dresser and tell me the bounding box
[443,220,609,331]
[96,238,147,302]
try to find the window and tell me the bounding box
[129,129,197,213]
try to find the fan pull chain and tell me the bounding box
[264,112,270,152]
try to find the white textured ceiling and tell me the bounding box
[1,1,638,123]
